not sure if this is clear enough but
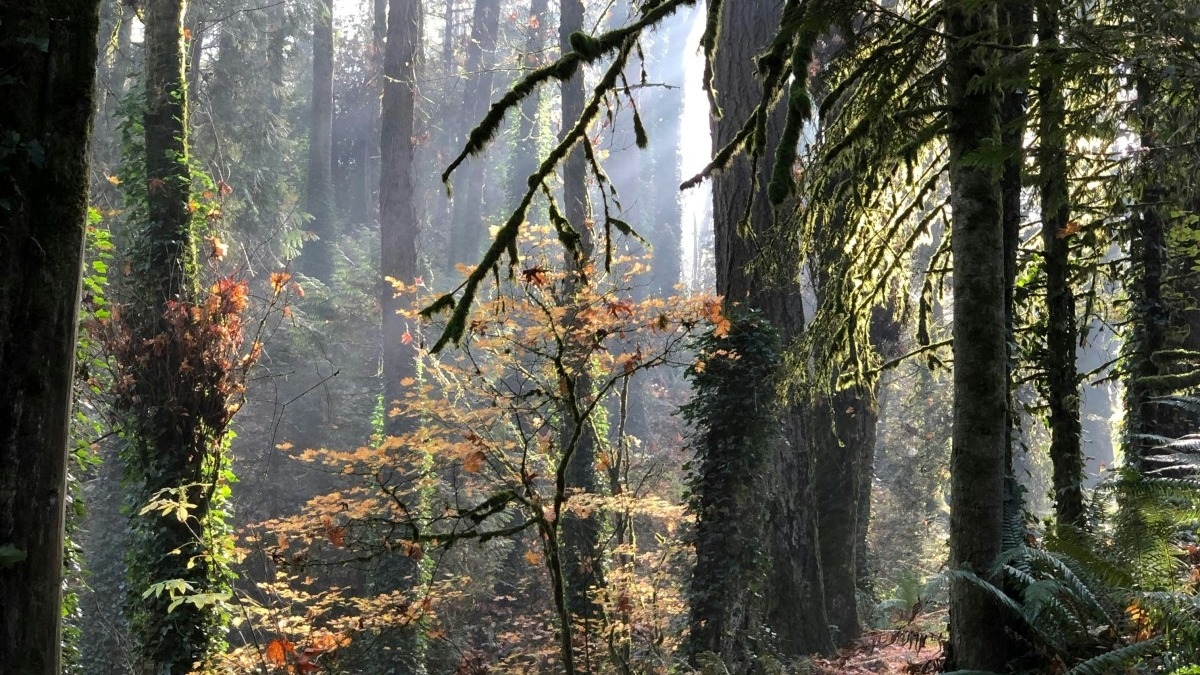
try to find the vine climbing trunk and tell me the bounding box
[0,0,100,671]
[118,0,239,671]
[944,0,1012,670]
[708,0,833,659]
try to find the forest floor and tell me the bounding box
[811,629,945,674]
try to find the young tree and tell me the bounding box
[0,0,101,671]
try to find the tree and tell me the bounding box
[303,0,336,283]
[380,0,421,451]
[112,0,249,669]
[1036,0,1085,530]
[707,0,833,659]
[446,0,501,270]
[0,0,101,671]
[943,0,1013,669]
[555,0,607,667]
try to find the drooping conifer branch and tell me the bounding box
[439,0,698,189]
[424,36,640,351]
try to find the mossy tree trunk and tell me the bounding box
[944,0,1013,669]
[1036,0,1084,530]
[685,317,781,672]
[0,0,100,671]
[120,0,234,671]
[708,0,833,659]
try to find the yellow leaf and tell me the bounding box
[105,174,122,186]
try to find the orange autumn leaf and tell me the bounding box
[105,174,121,186]
[463,450,487,473]
[399,377,416,387]
[270,271,292,295]
[704,299,732,337]
[308,631,350,653]
[205,235,228,260]
[265,638,294,665]
[321,515,345,547]
[401,330,414,345]
[400,540,424,560]
[1056,220,1081,239]
[524,549,542,566]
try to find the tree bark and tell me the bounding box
[303,0,336,283]
[557,0,605,668]
[944,0,1012,670]
[1037,0,1084,530]
[0,0,100,671]
[380,0,421,438]
[121,0,234,671]
[709,0,833,658]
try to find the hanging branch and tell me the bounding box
[439,0,700,189]
[423,36,640,351]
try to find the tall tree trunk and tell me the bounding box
[944,0,1011,670]
[121,0,234,671]
[380,0,421,440]
[998,0,1031,550]
[557,1,605,669]
[708,0,833,658]
[377,2,424,671]
[643,14,686,296]
[1123,73,1168,470]
[0,0,100,671]
[505,0,549,210]
[811,387,868,647]
[1037,0,1084,530]
[303,0,336,283]
[447,0,501,270]
[685,317,782,671]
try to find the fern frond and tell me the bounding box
[1064,637,1162,675]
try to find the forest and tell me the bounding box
[3,0,1200,673]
